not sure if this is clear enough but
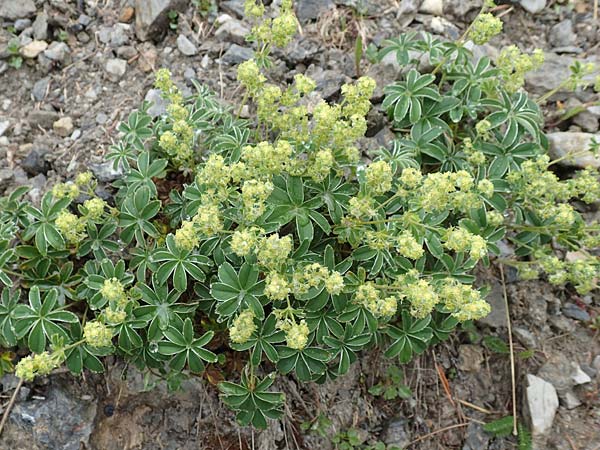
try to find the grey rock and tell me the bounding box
[549,19,576,48]
[283,37,321,64]
[26,173,46,205]
[220,0,245,18]
[513,327,537,349]
[20,40,48,59]
[221,44,253,65]
[116,45,137,59]
[295,0,335,23]
[563,391,582,409]
[135,0,187,41]
[144,89,168,117]
[28,110,60,129]
[420,0,443,16]
[105,58,127,81]
[334,0,380,15]
[53,117,74,137]
[32,77,50,101]
[0,120,9,137]
[1,381,96,450]
[382,417,411,448]
[562,302,591,321]
[0,0,36,20]
[580,363,596,379]
[519,0,546,14]
[90,161,123,182]
[477,283,507,328]
[32,12,49,40]
[305,65,350,100]
[593,355,600,373]
[444,0,482,17]
[215,15,250,45]
[77,32,90,44]
[462,422,490,450]
[525,53,599,98]
[537,356,575,395]
[0,62,8,75]
[99,24,130,47]
[0,168,14,193]
[524,374,558,437]
[21,148,50,176]
[183,67,195,81]
[43,42,70,62]
[14,19,31,31]
[458,344,484,372]
[78,14,92,27]
[95,113,108,125]
[176,34,197,56]
[546,132,600,169]
[548,315,575,333]
[571,363,592,385]
[573,110,599,132]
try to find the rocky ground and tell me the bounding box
[0,0,599,449]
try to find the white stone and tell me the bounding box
[105,58,127,81]
[20,40,48,59]
[547,132,600,169]
[519,0,546,14]
[571,363,592,385]
[525,374,558,437]
[419,0,443,16]
[176,34,197,56]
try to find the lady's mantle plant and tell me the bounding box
[0,0,599,428]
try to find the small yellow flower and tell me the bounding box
[84,321,113,347]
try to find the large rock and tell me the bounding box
[0,0,36,20]
[519,0,546,13]
[135,0,188,41]
[546,132,600,169]
[525,53,599,98]
[524,374,558,438]
[0,380,97,450]
[295,0,334,23]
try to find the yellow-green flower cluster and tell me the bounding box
[83,321,113,347]
[264,272,291,300]
[75,171,94,188]
[415,171,482,213]
[355,283,397,319]
[538,254,599,294]
[281,319,310,350]
[496,46,544,93]
[244,0,265,18]
[349,195,378,219]
[438,279,491,321]
[341,76,377,117]
[230,227,263,257]
[444,228,487,260]
[365,161,393,195]
[237,59,266,95]
[477,179,495,197]
[396,230,424,260]
[399,167,422,188]
[155,68,183,104]
[55,210,86,244]
[104,307,127,324]
[52,182,79,200]
[242,180,274,221]
[291,263,345,296]
[402,279,439,318]
[83,198,106,220]
[239,140,293,179]
[15,351,61,381]
[469,13,503,45]
[174,220,200,251]
[197,154,231,201]
[230,309,257,344]
[257,234,293,269]
[100,278,127,307]
[307,148,334,182]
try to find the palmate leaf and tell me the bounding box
[210,262,265,320]
[277,345,331,381]
[157,318,217,373]
[13,287,79,353]
[230,314,285,366]
[0,288,20,346]
[153,235,211,292]
[385,311,433,363]
[323,324,371,376]
[219,372,284,429]
[382,69,440,124]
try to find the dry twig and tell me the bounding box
[500,265,518,436]
[0,378,23,437]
